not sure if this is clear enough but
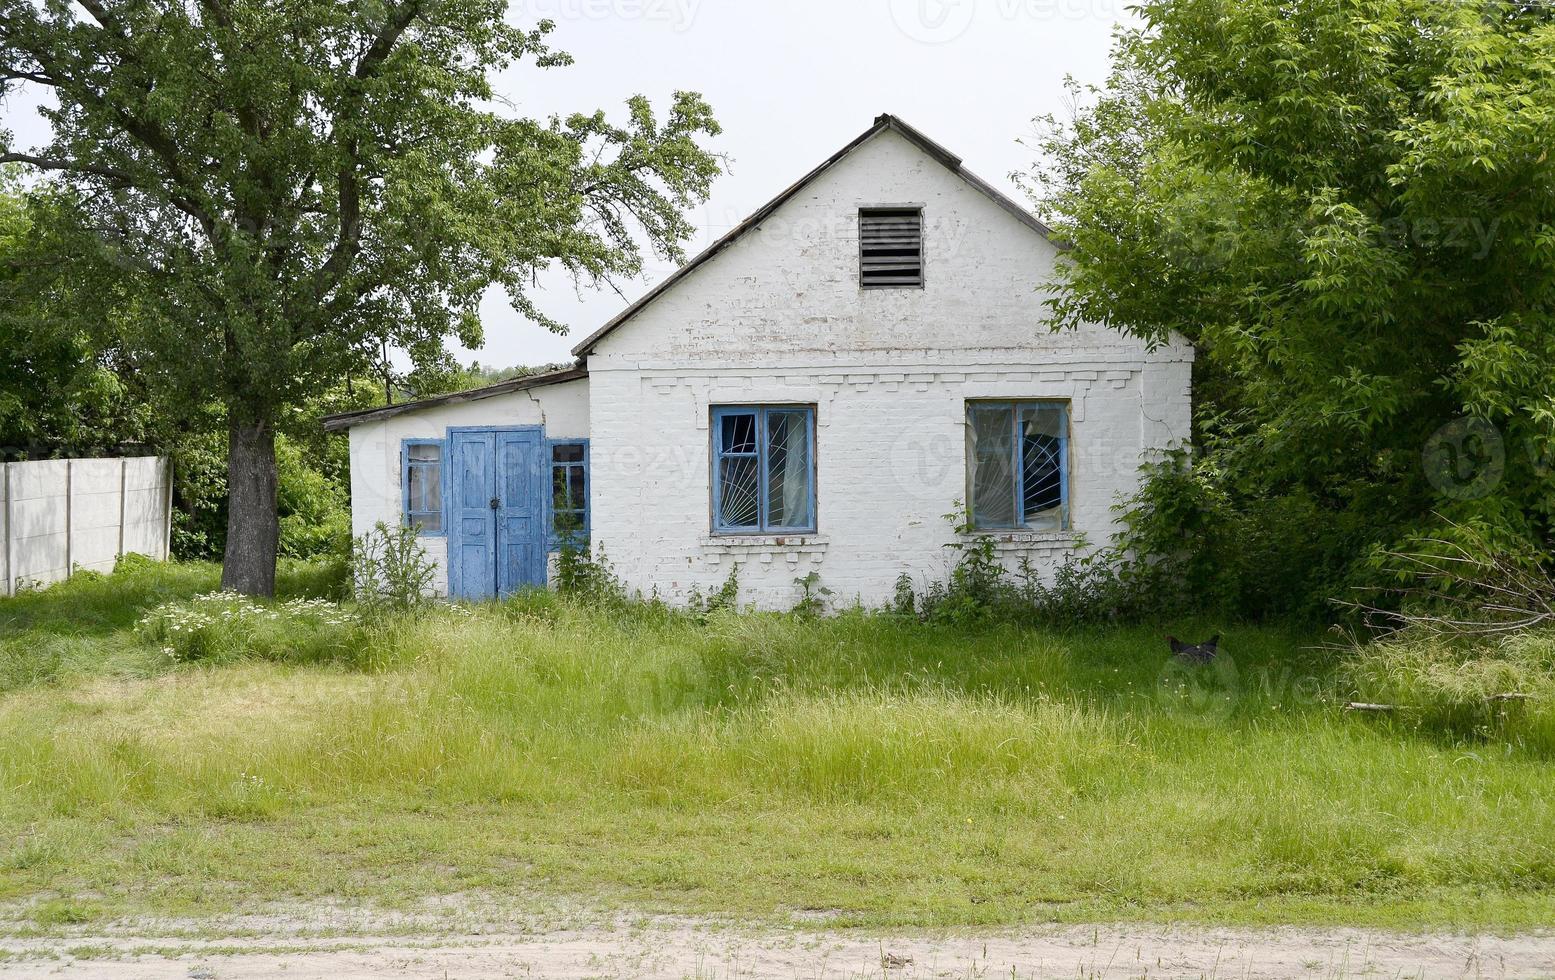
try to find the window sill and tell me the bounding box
[960,530,1078,547]
[702,535,827,549]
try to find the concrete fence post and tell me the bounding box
[2,462,11,598]
[163,456,174,561]
[63,459,73,577]
[117,458,128,562]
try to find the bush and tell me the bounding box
[911,507,1141,628]
[351,522,435,614]
[555,539,628,606]
[136,591,364,665]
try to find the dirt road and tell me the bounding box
[3,916,1553,979]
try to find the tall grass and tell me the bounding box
[1,569,1553,926]
[0,558,346,692]
[1344,628,1555,754]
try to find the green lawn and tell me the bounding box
[1,562,1553,932]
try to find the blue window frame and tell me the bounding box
[711,405,817,534]
[402,439,445,536]
[548,439,589,547]
[966,401,1069,531]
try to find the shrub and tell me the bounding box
[351,522,435,614]
[791,571,832,617]
[912,507,1141,627]
[136,591,363,665]
[555,539,628,605]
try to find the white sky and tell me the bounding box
[2,0,1127,369]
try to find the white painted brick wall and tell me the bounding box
[585,128,1192,611]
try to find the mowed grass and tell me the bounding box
[1,563,1554,931]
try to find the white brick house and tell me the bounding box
[325,115,1193,609]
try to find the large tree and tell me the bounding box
[0,0,722,595]
[1029,0,1555,615]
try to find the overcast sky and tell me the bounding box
[2,0,1129,369]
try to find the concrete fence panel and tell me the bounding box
[1,456,172,596]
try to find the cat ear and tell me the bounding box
[1168,636,1182,652]
[1206,635,1220,648]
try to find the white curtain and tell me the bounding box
[768,411,810,527]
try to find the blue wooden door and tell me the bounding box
[449,430,498,600]
[448,428,547,600]
[495,430,546,596]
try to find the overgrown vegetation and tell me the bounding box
[2,562,1552,930]
[1028,0,1555,621]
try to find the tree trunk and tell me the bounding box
[221,417,280,597]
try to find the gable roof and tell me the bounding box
[570,113,1056,358]
[320,364,587,432]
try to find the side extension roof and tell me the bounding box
[321,364,587,432]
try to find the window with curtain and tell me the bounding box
[966,402,1069,531]
[402,440,443,535]
[550,441,588,543]
[711,406,816,534]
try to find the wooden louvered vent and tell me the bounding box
[859,207,923,288]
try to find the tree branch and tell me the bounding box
[0,151,131,184]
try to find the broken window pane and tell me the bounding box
[721,412,758,454]
[549,443,588,537]
[968,405,1016,528]
[1019,404,1065,528]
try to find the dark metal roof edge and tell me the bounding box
[571,113,1056,358]
[321,364,589,432]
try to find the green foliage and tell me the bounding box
[0,1,723,592]
[912,506,1134,627]
[1028,0,1555,619]
[689,563,742,617]
[0,557,343,692]
[350,522,435,615]
[0,171,157,459]
[791,571,833,617]
[276,435,351,560]
[554,539,628,607]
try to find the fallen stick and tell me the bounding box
[1345,694,1534,713]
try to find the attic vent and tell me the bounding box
[859,207,923,288]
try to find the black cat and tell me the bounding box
[1168,635,1220,663]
